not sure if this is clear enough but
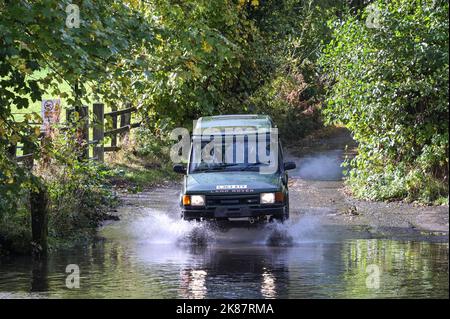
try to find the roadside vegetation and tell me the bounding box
[1,0,448,255]
[106,127,180,192]
[320,0,449,204]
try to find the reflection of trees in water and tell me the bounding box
[31,258,48,292]
[33,241,180,298]
[75,241,179,298]
[341,240,449,298]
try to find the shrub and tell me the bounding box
[247,73,323,141]
[320,0,449,203]
[39,129,118,242]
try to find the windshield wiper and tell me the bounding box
[238,163,268,170]
[193,163,240,172]
[193,162,270,172]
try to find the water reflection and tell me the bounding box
[179,269,208,299]
[172,246,290,299]
[0,235,448,298]
[261,270,277,299]
[340,240,449,298]
[31,259,48,292]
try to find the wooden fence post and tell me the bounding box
[22,137,35,170]
[7,143,16,158]
[30,184,48,259]
[93,103,104,162]
[80,105,89,160]
[67,106,89,160]
[111,105,117,148]
[119,104,131,144]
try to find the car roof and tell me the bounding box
[193,114,274,135]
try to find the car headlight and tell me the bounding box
[260,192,275,204]
[260,192,284,204]
[190,195,205,206]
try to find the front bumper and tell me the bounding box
[182,204,285,220]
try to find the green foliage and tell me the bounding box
[0,0,155,195]
[247,73,323,140]
[0,195,31,255]
[106,126,179,191]
[242,0,349,140]
[109,164,178,193]
[0,0,152,253]
[320,0,449,203]
[45,160,116,241]
[1,126,118,254]
[96,0,346,132]
[98,0,265,127]
[41,127,118,241]
[134,125,173,160]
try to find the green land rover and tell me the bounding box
[173,114,296,224]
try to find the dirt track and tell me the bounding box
[285,128,449,242]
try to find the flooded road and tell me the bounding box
[0,146,448,298]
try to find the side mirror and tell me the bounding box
[173,164,187,174]
[283,161,296,170]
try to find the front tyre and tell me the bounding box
[272,201,289,223]
[284,200,290,220]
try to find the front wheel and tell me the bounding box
[284,201,290,220]
[181,211,200,222]
[271,203,289,223]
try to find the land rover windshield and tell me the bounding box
[188,134,279,174]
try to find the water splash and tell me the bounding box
[130,211,215,246]
[265,222,294,246]
[264,215,324,246]
[129,208,326,248]
[179,223,215,247]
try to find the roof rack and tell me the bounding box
[193,114,275,136]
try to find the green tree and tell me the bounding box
[0,0,156,250]
[320,0,449,203]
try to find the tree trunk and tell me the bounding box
[30,185,49,259]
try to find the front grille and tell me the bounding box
[206,194,260,207]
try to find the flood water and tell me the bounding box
[0,150,448,298]
[0,198,448,299]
